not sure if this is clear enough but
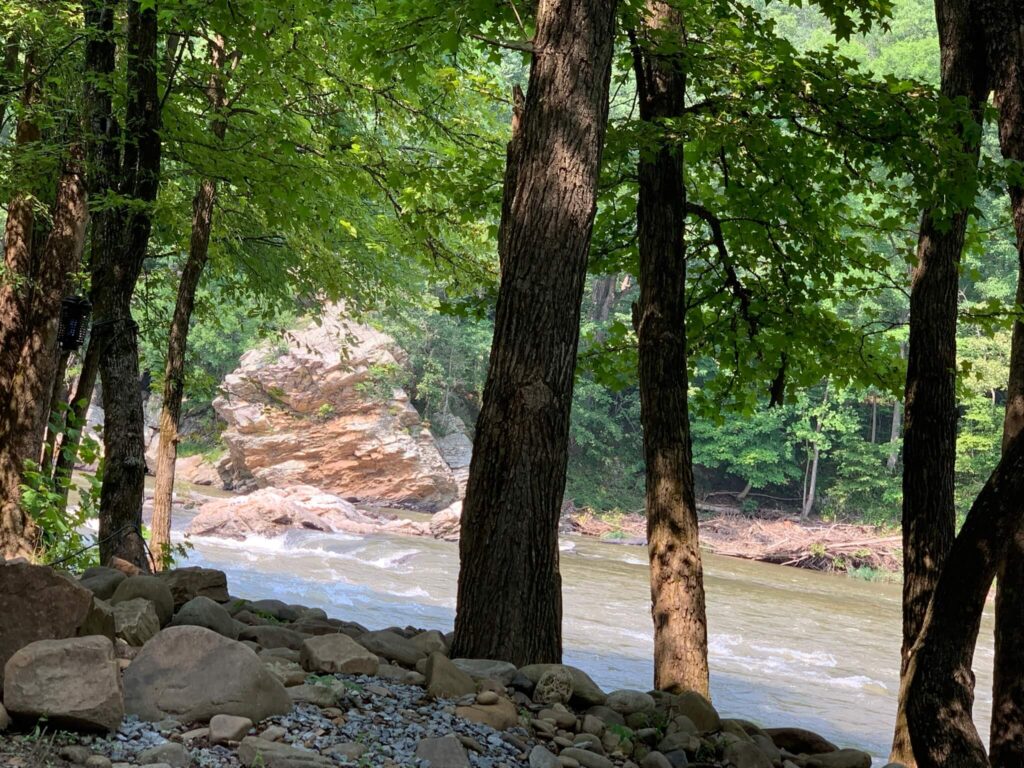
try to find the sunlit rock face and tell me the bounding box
[214,306,459,511]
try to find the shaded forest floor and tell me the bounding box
[564,506,902,578]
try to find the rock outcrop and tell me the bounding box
[214,308,459,510]
[186,485,431,540]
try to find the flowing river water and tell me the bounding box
[167,502,994,764]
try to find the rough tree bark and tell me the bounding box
[630,0,709,697]
[83,0,162,569]
[980,0,1024,762]
[0,50,42,559]
[52,334,100,508]
[902,430,1024,768]
[0,151,89,558]
[450,0,618,666]
[891,1,988,762]
[150,35,227,568]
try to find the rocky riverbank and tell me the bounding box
[0,559,894,768]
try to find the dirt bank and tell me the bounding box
[564,507,901,576]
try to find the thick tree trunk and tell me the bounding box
[982,1,1024,761]
[151,36,226,568]
[450,0,617,666]
[0,51,42,559]
[84,0,162,570]
[630,1,709,697]
[902,430,1024,768]
[0,151,89,559]
[891,2,988,762]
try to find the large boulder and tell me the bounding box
[111,576,174,626]
[171,596,238,639]
[424,652,476,699]
[212,307,459,509]
[300,634,378,676]
[112,598,161,646]
[123,626,290,723]
[238,736,333,768]
[0,563,98,686]
[158,567,229,608]
[185,486,431,540]
[3,636,123,731]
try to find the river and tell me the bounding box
[168,506,994,764]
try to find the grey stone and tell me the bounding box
[358,629,428,667]
[239,625,308,650]
[606,689,656,715]
[209,714,253,744]
[299,634,378,675]
[113,598,161,646]
[262,657,307,686]
[426,652,477,699]
[529,745,561,768]
[415,734,471,767]
[287,683,339,708]
[559,748,614,768]
[158,567,229,608]
[519,664,607,706]
[533,666,574,705]
[124,626,290,723]
[0,702,9,731]
[764,727,838,755]
[640,753,673,768]
[238,736,333,768]
[3,635,123,732]
[724,741,773,768]
[84,756,113,768]
[805,749,873,768]
[327,743,367,760]
[248,600,302,622]
[670,690,721,733]
[171,596,238,639]
[80,567,127,600]
[451,658,518,685]
[111,576,174,626]
[138,743,190,768]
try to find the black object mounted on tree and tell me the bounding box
[58,296,92,351]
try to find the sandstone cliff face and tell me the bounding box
[214,309,459,510]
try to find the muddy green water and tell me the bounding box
[167,503,994,763]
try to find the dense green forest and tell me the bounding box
[133,0,1016,526]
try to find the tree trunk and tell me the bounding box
[801,382,828,521]
[52,333,100,506]
[0,150,89,558]
[902,430,1024,768]
[870,398,878,444]
[40,349,71,471]
[981,1,1024,762]
[887,398,903,469]
[450,0,618,666]
[891,3,989,762]
[629,1,709,697]
[0,50,43,560]
[84,0,162,570]
[150,36,227,569]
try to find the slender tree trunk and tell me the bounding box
[629,1,709,697]
[150,36,227,568]
[981,1,1024,762]
[902,430,1024,768]
[870,398,878,443]
[450,0,618,665]
[40,349,71,470]
[0,34,20,137]
[801,382,828,521]
[891,3,989,762]
[84,0,162,570]
[887,397,903,470]
[52,334,100,506]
